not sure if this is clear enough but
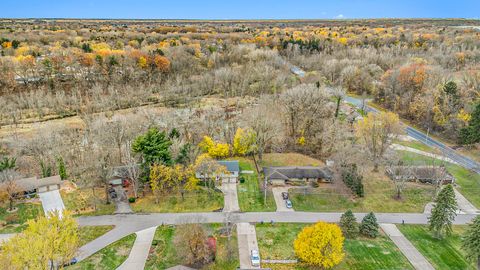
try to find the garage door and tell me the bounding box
[39,190,66,218]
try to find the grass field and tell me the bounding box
[131,189,223,213]
[0,202,44,233]
[290,170,435,213]
[394,139,437,153]
[399,150,480,208]
[398,225,475,270]
[256,223,413,270]
[78,225,115,247]
[68,233,136,270]
[145,224,239,270]
[62,188,115,216]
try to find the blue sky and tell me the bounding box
[2,0,479,19]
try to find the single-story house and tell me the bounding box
[195,160,240,182]
[1,175,63,197]
[385,166,455,185]
[263,166,333,185]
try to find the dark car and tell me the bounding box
[281,192,289,200]
[63,258,78,267]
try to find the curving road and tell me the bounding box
[344,96,480,173]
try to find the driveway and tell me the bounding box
[221,179,240,212]
[272,187,294,212]
[237,223,260,269]
[113,186,133,214]
[38,190,65,217]
[117,226,157,270]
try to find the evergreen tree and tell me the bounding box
[340,209,359,239]
[57,156,67,180]
[460,103,480,145]
[462,216,480,270]
[360,212,379,238]
[428,184,458,238]
[40,160,52,178]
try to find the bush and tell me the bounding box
[340,163,364,197]
[239,176,245,183]
[128,197,136,203]
[360,212,379,238]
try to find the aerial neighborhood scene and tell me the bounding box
[1,0,480,269]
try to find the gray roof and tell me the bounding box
[1,175,63,192]
[386,166,455,182]
[263,166,333,181]
[218,160,240,173]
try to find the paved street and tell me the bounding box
[237,223,260,269]
[272,187,294,212]
[380,223,435,270]
[117,226,157,270]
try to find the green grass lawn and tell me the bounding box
[256,223,413,270]
[68,233,136,270]
[145,224,239,270]
[78,225,115,247]
[236,158,276,212]
[394,139,437,153]
[290,170,435,213]
[131,189,223,213]
[399,150,480,208]
[62,188,115,216]
[0,202,44,233]
[398,225,475,270]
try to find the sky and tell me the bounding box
[1,0,480,20]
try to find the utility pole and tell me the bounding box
[425,127,430,145]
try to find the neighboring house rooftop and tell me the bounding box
[386,166,455,184]
[1,175,63,192]
[263,166,333,181]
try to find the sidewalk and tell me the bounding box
[380,223,434,270]
[454,188,478,214]
[117,226,157,270]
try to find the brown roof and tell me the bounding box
[2,175,63,192]
[386,166,455,183]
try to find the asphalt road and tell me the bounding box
[344,96,480,173]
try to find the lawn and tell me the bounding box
[256,223,413,270]
[290,170,435,213]
[399,150,480,208]
[68,233,136,270]
[398,225,475,270]
[236,158,276,212]
[78,225,115,247]
[0,202,44,233]
[145,224,239,270]
[62,188,115,216]
[394,139,437,153]
[131,189,223,213]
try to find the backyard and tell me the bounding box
[398,225,475,270]
[145,224,239,270]
[256,223,413,270]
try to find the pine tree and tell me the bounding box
[460,103,480,145]
[340,210,359,239]
[428,184,458,238]
[360,212,379,238]
[57,156,67,180]
[462,216,480,270]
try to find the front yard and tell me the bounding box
[78,225,115,246]
[256,223,413,270]
[0,202,43,233]
[62,188,115,216]
[290,170,435,213]
[145,224,239,270]
[131,189,223,213]
[398,225,475,270]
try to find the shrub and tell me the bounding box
[340,163,364,197]
[128,197,136,203]
[239,176,245,183]
[360,212,379,238]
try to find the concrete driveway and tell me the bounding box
[38,190,65,217]
[237,223,260,269]
[272,187,294,212]
[220,178,240,212]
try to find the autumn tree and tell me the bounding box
[149,164,176,204]
[355,112,402,171]
[340,209,359,239]
[462,216,480,270]
[194,154,227,193]
[429,184,458,238]
[174,224,213,266]
[233,128,260,173]
[360,212,379,238]
[198,136,230,159]
[294,222,345,268]
[0,211,79,270]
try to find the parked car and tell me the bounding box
[63,258,77,267]
[251,249,260,267]
[281,192,289,200]
[285,199,293,208]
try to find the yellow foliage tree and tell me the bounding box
[233,128,256,156]
[138,56,148,69]
[0,211,79,269]
[198,136,230,159]
[294,222,345,269]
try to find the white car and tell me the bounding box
[251,249,260,267]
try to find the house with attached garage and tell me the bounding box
[2,175,64,197]
[263,166,334,186]
[195,160,240,182]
